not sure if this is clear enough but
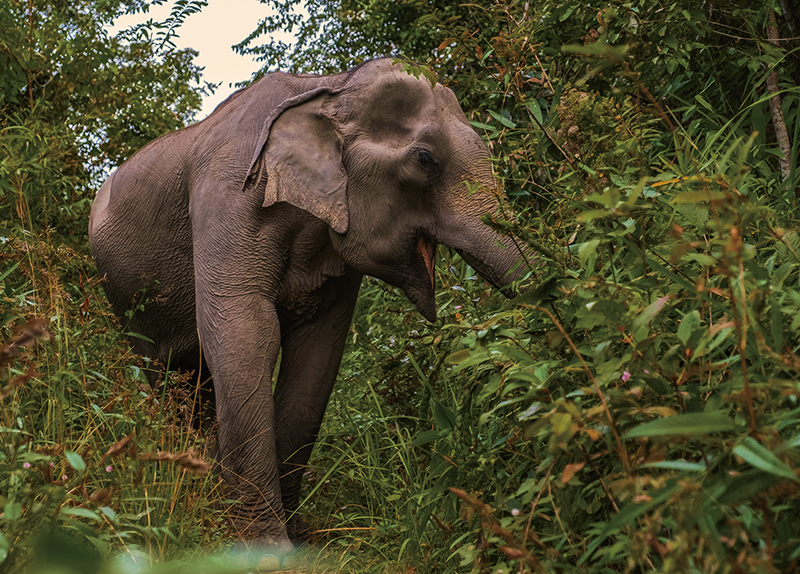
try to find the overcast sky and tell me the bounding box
[110,0,290,119]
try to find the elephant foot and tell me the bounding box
[228,538,295,572]
[231,519,294,549]
[285,514,312,544]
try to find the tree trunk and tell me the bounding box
[766,7,793,194]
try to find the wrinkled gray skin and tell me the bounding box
[89,59,525,547]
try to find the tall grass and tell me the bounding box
[4,1,800,571]
[0,232,228,572]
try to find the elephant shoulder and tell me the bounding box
[201,72,301,127]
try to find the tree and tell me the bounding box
[236,2,800,572]
[0,0,211,241]
[0,3,222,570]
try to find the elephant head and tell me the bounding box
[244,60,526,319]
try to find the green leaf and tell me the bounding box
[695,94,713,110]
[733,436,799,482]
[527,99,543,125]
[3,502,21,521]
[412,429,445,446]
[558,4,576,21]
[578,239,600,268]
[666,58,678,74]
[576,209,610,223]
[99,506,117,521]
[446,349,472,364]
[682,253,717,266]
[790,543,800,562]
[639,460,707,471]
[433,401,456,432]
[487,109,516,129]
[623,413,734,439]
[630,296,669,332]
[0,262,20,283]
[781,432,800,450]
[607,218,636,237]
[59,507,102,521]
[716,471,776,504]
[677,309,700,346]
[419,66,437,88]
[64,450,85,471]
[468,120,494,131]
[518,402,542,421]
[124,332,155,344]
[451,348,490,373]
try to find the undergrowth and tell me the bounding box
[297,4,800,573]
[0,234,228,572]
[307,105,800,574]
[3,1,800,573]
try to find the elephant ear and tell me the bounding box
[243,88,348,233]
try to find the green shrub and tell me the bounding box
[282,1,800,572]
[0,236,227,573]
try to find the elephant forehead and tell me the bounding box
[344,75,441,136]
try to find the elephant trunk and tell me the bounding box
[440,220,527,294]
[434,142,529,296]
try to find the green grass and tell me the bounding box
[4,2,800,571]
[0,235,230,572]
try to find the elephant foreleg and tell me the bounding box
[196,289,289,545]
[273,272,362,541]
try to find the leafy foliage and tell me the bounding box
[232,0,503,78]
[0,1,227,571]
[4,0,800,572]
[0,0,212,240]
[248,1,800,572]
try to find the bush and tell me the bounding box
[0,2,227,571]
[4,0,800,572]
[274,1,800,572]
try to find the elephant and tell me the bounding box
[88,59,527,547]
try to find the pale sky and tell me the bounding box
[110,0,292,119]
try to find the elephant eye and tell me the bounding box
[417,150,436,165]
[413,148,439,178]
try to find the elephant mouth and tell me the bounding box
[405,233,438,322]
[417,235,436,289]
